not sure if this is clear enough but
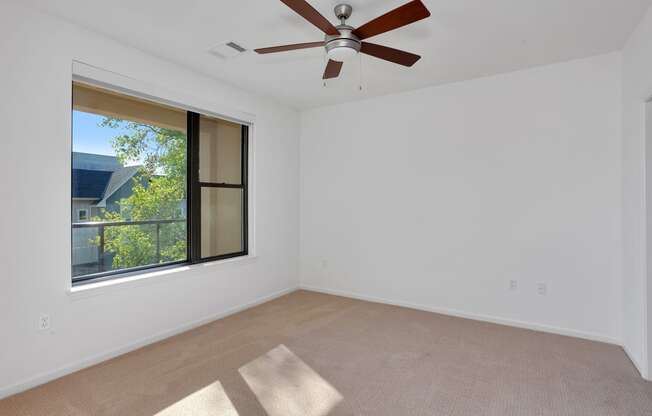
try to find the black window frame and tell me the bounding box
[188,112,249,263]
[71,86,249,286]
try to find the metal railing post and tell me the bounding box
[98,224,105,272]
[156,223,161,263]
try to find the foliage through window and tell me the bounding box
[71,82,248,282]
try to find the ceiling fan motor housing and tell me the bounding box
[325,25,361,56]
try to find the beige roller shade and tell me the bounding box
[199,115,242,184]
[72,82,186,132]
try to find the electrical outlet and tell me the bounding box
[537,283,547,296]
[39,314,50,331]
[320,259,329,269]
[509,280,518,291]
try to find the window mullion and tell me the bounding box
[188,111,201,263]
[242,125,249,254]
[198,182,244,189]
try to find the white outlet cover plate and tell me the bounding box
[39,314,50,330]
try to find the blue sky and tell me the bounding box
[72,110,130,156]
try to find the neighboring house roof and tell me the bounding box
[72,169,113,199]
[71,152,143,206]
[72,152,121,171]
[95,166,142,207]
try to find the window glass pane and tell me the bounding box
[71,82,187,279]
[199,115,242,184]
[200,187,244,258]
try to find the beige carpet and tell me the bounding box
[2,290,651,415]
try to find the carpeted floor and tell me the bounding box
[2,290,651,415]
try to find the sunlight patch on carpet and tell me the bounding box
[239,344,343,416]
[155,380,238,416]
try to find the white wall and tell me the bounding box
[649,101,652,379]
[300,53,623,345]
[0,1,300,397]
[622,4,652,379]
[646,101,652,379]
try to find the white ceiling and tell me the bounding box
[23,0,652,109]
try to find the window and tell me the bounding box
[196,115,247,258]
[71,82,248,283]
[77,209,88,221]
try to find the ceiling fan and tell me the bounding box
[255,0,431,79]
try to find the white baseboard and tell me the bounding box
[0,286,298,400]
[300,285,621,345]
[622,344,649,380]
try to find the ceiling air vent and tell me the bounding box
[209,41,248,59]
[226,42,246,53]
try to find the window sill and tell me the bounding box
[67,255,257,301]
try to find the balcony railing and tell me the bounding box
[72,219,185,276]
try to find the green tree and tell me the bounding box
[94,118,187,270]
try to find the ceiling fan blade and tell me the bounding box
[360,42,421,67]
[323,59,343,79]
[352,0,431,40]
[280,0,339,36]
[255,41,324,54]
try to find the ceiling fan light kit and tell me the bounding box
[255,0,431,80]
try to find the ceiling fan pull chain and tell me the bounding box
[323,49,328,88]
[358,53,363,91]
